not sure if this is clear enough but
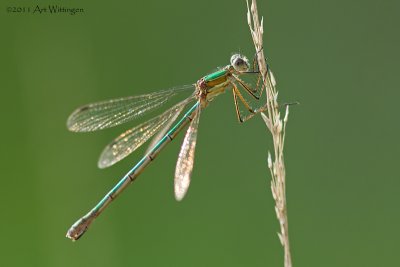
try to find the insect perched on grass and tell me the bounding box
[66,53,275,241]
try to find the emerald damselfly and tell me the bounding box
[66,53,275,241]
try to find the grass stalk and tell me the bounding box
[246,1,293,266]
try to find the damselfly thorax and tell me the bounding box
[196,55,254,108]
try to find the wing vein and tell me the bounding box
[98,97,193,168]
[67,85,193,132]
[174,104,201,201]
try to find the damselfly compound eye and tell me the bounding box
[230,54,249,72]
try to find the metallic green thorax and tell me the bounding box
[203,69,228,82]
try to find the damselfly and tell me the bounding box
[66,53,275,241]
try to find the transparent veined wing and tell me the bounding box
[144,97,194,155]
[98,97,194,168]
[67,85,194,132]
[174,104,201,201]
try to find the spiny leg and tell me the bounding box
[233,87,244,123]
[232,83,265,123]
[232,89,258,123]
[251,49,270,75]
[233,75,265,100]
[248,51,272,94]
[233,83,255,112]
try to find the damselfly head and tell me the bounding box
[230,54,249,72]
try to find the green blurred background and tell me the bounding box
[1,0,399,266]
